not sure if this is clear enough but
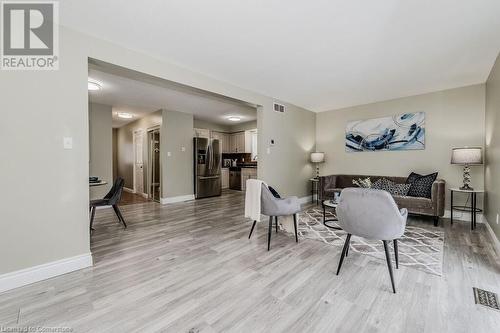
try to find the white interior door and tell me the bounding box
[134,130,144,194]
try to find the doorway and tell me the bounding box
[148,128,161,202]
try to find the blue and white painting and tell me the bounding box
[345,112,425,152]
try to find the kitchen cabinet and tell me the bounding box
[241,168,257,191]
[221,168,229,189]
[230,132,246,153]
[194,128,210,138]
[212,131,230,153]
[244,129,257,156]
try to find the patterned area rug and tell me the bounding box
[291,207,444,276]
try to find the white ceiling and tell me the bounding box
[88,68,257,128]
[64,1,500,112]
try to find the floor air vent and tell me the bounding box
[473,287,500,311]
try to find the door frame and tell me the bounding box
[146,126,161,201]
[132,129,144,194]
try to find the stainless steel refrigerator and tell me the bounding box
[194,137,221,199]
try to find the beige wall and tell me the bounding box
[259,102,316,196]
[116,110,162,190]
[89,103,113,199]
[0,26,314,278]
[193,119,230,132]
[162,110,194,198]
[316,85,486,209]
[193,119,257,133]
[485,53,500,240]
[228,120,257,132]
[0,28,90,274]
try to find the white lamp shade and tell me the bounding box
[451,147,483,165]
[310,152,325,163]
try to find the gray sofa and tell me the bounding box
[319,174,445,226]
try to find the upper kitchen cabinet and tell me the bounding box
[193,128,210,138]
[230,132,246,153]
[245,129,258,159]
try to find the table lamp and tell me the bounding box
[451,147,483,190]
[310,152,325,178]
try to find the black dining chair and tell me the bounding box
[90,177,127,230]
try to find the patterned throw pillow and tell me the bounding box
[406,172,438,198]
[406,172,421,184]
[352,177,372,188]
[391,183,412,196]
[373,178,411,196]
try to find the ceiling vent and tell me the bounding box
[273,102,285,113]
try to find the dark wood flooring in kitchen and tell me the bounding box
[119,191,151,205]
[1,190,499,332]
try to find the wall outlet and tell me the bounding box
[496,214,499,224]
[63,137,73,149]
[181,146,186,152]
[167,151,172,157]
[266,147,271,155]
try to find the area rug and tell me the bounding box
[288,207,444,276]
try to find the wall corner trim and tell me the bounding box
[484,218,500,255]
[160,194,195,204]
[0,253,93,294]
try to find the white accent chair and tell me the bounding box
[335,188,408,293]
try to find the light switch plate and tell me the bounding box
[266,147,271,155]
[167,152,172,157]
[63,137,73,149]
[181,147,186,152]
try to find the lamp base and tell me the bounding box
[459,184,474,191]
[460,165,473,191]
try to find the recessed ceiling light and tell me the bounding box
[227,116,241,122]
[88,79,102,91]
[117,112,133,119]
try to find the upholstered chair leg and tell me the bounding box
[90,206,96,231]
[293,214,298,243]
[113,205,127,228]
[336,234,352,275]
[275,216,278,233]
[248,220,257,239]
[433,216,439,227]
[393,239,399,269]
[383,240,396,293]
[267,216,273,251]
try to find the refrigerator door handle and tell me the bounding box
[199,176,220,180]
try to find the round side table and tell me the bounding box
[322,200,342,230]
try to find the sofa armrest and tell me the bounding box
[319,175,338,201]
[431,179,446,217]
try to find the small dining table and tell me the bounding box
[89,180,108,187]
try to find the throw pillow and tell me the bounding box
[268,186,281,198]
[352,177,372,188]
[406,172,421,184]
[390,183,412,196]
[406,172,438,198]
[373,178,411,196]
[372,178,392,191]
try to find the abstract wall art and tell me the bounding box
[345,112,425,152]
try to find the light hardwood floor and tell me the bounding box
[1,190,500,332]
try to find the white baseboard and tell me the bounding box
[443,209,485,223]
[140,193,149,199]
[160,194,195,204]
[298,195,313,205]
[123,187,136,194]
[0,253,93,294]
